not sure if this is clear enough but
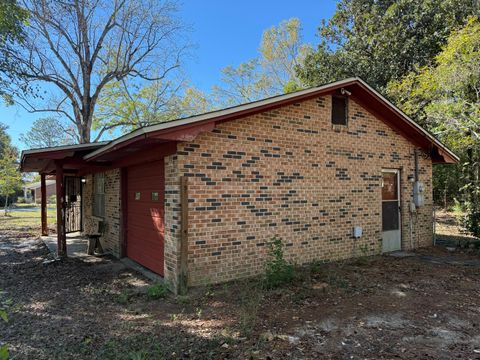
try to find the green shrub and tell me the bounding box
[115,290,131,305]
[0,290,10,360]
[147,283,169,299]
[264,236,295,289]
[308,260,324,275]
[463,207,480,237]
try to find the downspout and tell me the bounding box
[414,149,419,182]
[409,149,420,250]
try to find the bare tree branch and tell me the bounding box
[4,0,187,143]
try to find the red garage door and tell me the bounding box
[127,160,165,275]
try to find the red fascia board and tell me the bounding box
[62,78,457,165]
[85,81,357,162]
[77,142,177,176]
[351,83,457,163]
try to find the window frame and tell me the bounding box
[93,173,106,218]
[331,95,348,126]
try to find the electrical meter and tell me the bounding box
[413,181,425,207]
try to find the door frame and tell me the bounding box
[64,175,83,233]
[381,168,402,252]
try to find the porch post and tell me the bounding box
[40,173,48,236]
[55,161,67,257]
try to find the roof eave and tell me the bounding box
[83,78,360,161]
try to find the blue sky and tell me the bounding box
[2,0,337,151]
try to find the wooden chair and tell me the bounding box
[87,219,105,255]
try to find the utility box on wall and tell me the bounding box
[413,181,425,207]
[353,226,363,238]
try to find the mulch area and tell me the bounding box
[2,228,480,359]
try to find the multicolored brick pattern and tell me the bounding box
[168,95,433,286]
[80,94,434,288]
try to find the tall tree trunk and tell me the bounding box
[4,194,8,216]
[79,122,91,143]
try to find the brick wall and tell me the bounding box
[164,154,182,289]
[170,95,433,286]
[82,169,121,257]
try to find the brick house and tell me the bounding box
[21,78,458,291]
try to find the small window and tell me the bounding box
[331,95,348,125]
[135,192,141,200]
[93,173,105,218]
[151,192,159,201]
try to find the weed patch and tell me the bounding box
[115,289,132,305]
[264,236,295,289]
[237,280,263,337]
[147,283,169,300]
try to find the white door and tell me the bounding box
[382,170,401,252]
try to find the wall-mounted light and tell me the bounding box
[407,175,415,183]
[81,178,86,184]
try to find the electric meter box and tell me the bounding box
[413,181,425,207]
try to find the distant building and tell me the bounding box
[24,179,56,203]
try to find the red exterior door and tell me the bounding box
[126,160,165,275]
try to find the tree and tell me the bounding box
[212,18,312,106]
[0,123,13,157]
[94,77,212,135]
[3,0,188,143]
[0,123,21,213]
[388,18,480,234]
[0,148,22,214]
[296,0,479,90]
[20,117,75,149]
[0,0,28,103]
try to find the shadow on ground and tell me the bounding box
[2,230,480,359]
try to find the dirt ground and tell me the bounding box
[2,227,480,359]
[435,208,479,244]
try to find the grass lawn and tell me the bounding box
[0,207,56,234]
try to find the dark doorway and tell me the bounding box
[65,176,82,233]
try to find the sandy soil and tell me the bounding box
[2,227,480,359]
[435,208,478,244]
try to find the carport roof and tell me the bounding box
[21,142,108,173]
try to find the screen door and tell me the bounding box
[382,170,401,252]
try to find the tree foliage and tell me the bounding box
[212,18,311,107]
[94,78,211,135]
[388,18,480,234]
[0,0,28,103]
[95,17,309,130]
[0,123,14,158]
[0,148,22,213]
[19,117,75,149]
[2,0,188,143]
[296,0,478,90]
[0,123,21,212]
